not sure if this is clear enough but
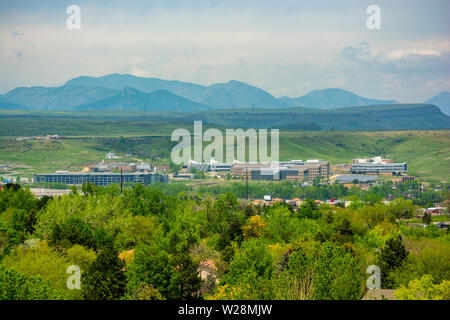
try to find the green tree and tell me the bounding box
[172,252,202,299]
[82,245,126,300]
[0,265,61,300]
[378,236,409,288]
[394,275,450,300]
[126,244,179,299]
[422,212,432,225]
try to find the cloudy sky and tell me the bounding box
[1,0,449,102]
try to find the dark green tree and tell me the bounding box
[172,253,202,299]
[82,244,126,300]
[422,212,432,225]
[378,236,409,288]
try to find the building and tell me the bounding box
[156,165,171,172]
[105,152,119,159]
[29,188,72,199]
[335,174,379,184]
[172,173,195,180]
[187,158,232,173]
[351,156,407,175]
[34,172,168,186]
[231,159,330,181]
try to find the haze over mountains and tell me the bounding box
[0,74,449,119]
[0,73,410,111]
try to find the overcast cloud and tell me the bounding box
[0,0,449,102]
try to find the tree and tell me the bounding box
[50,217,96,249]
[126,283,165,300]
[312,242,362,300]
[263,206,300,243]
[394,275,450,300]
[172,253,202,299]
[82,244,126,300]
[219,238,275,300]
[422,212,432,225]
[1,240,85,299]
[378,236,409,288]
[0,265,61,300]
[242,215,267,240]
[126,244,179,299]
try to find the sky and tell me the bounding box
[0,0,449,102]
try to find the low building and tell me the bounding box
[335,174,379,184]
[105,152,119,159]
[172,173,195,180]
[351,156,407,175]
[187,158,232,173]
[29,188,72,199]
[34,172,168,186]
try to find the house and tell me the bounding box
[424,207,445,216]
[288,197,303,207]
[106,152,119,159]
[325,199,345,206]
[252,199,264,206]
[157,165,171,172]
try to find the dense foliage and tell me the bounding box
[0,182,448,300]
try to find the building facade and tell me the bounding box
[231,160,330,181]
[351,157,407,174]
[34,172,168,186]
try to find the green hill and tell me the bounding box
[0,111,448,182]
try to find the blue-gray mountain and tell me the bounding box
[1,85,118,110]
[0,73,398,111]
[67,74,281,109]
[75,87,209,112]
[425,91,450,116]
[0,96,28,110]
[0,74,447,116]
[279,88,398,109]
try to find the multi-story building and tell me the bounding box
[351,156,407,175]
[34,172,168,186]
[231,159,330,181]
[187,159,232,173]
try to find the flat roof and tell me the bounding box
[35,172,162,176]
[336,174,379,183]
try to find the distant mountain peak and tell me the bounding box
[280,88,398,109]
[425,91,450,115]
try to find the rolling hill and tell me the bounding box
[178,103,450,130]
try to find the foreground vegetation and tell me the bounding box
[0,182,448,300]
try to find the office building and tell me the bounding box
[34,172,168,186]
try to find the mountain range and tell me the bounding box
[0,74,449,117]
[0,73,410,110]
